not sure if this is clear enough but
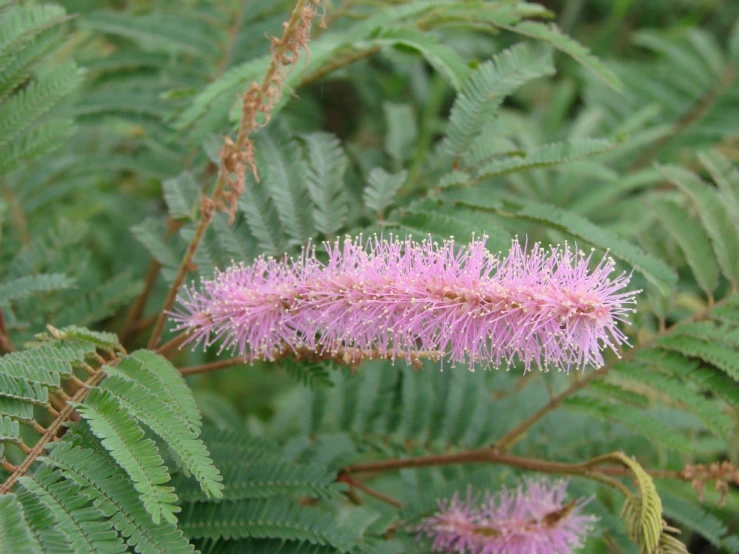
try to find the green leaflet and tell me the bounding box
[15,487,72,554]
[440,42,554,159]
[507,22,623,90]
[563,396,695,452]
[175,458,340,503]
[372,27,469,91]
[0,273,74,304]
[257,126,314,246]
[179,498,357,553]
[608,361,733,441]
[128,350,203,433]
[0,61,84,150]
[43,441,196,554]
[79,11,219,58]
[300,132,350,237]
[0,494,40,554]
[658,164,739,286]
[442,138,619,184]
[364,168,407,217]
[652,200,719,295]
[101,372,223,499]
[18,465,126,554]
[657,334,739,382]
[72,387,179,525]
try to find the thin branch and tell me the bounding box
[345,448,637,498]
[120,260,163,345]
[337,472,406,508]
[156,331,193,357]
[180,357,246,376]
[0,369,107,493]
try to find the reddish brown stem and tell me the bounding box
[0,369,107,493]
[180,357,246,376]
[155,331,192,358]
[120,260,162,344]
[338,472,405,508]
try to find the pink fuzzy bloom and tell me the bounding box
[417,478,597,554]
[169,235,638,372]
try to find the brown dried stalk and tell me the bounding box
[217,0,324,221]
[680,461,739,505]
[147,0,324,349]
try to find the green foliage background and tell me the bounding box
[0,0,738,552]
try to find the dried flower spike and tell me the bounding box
[417,478,597,554]
[170,235,638,372]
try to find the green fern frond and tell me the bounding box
[18,465,126,554]
[364,168,407,217]
[440,43,554,159]
[179,498,356,552]
[657,334,739,381]
[637,348,739,407]
[0,22,65,102]
[128,350,203,433]
[301,132,349,237]
[15,486,71,554]
[563,396,695,452]
[195,538,339,554]
[0,494,39,554]
[0,61,84,150]
[698,150,739,202]
[239,178,286,256]
[101,371,223,499]
[609,362,734,440]
[43,441,196,554]
[660,489,739,551]
[0,273,75,304]
[176,458,340,502]
[162,172,199,222]
[0,118,75,176]
[508,22,622,90]
[652,200,719,296]
[658,164,739,285]
[0,4,68,68]
[470,138,618,181]
[0,372,50,407]
[372,27,469,91]
[71,387,179,525]
[282,359,335,391]
[79,11,219,58]
[258,126,314,246]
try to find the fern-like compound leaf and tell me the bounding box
[72,387,179,525]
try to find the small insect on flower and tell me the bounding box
[417,478,597,554]
[170,235,639,372]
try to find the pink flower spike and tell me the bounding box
[169,235,639,372]
[417,478,597,554]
